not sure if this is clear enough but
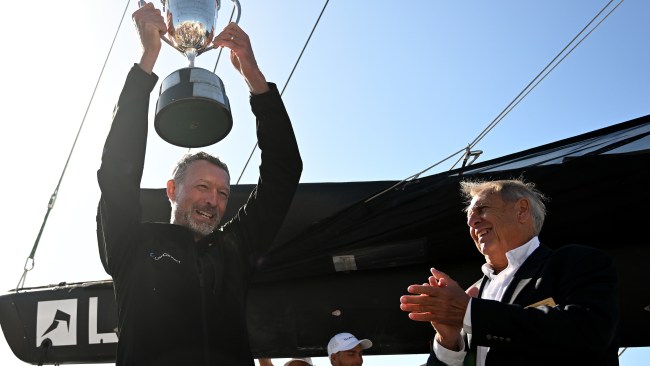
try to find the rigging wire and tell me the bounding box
[235,0,331,185]
[212,3,239,74]
[449,0,623,170]
[365,0,623,203]
[15,0,132,292]
[363,147,467,204]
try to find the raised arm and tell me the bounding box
[96,3,164,275]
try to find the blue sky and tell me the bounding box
[1,1,648,365]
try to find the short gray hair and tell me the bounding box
[460,178,548,235]
[171,151,230,185]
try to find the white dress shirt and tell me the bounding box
[433,237,540,366]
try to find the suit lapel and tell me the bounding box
[502,245,552,304]
[465,245,553,365]
[476,276,490,298]
[466,276,491,351]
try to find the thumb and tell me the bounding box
[466,286,479,298]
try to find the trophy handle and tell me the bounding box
[197,0,242,56]
[231,0,242,25]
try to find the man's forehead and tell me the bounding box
[188,159,227,172]
[469,191,503,209]
[180,168,230,191]
[186,161,229,177]
[470,191,494,204]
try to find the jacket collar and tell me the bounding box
[501,244,552,304]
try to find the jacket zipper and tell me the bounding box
[196,250,210,366]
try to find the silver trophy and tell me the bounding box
[145,0,241,148]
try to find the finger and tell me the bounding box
[428,276,438,286]
[400,301,435,312]
[223,22,243,35]
[219,24,238,40]
[400,294,419,304]
[407,284,441,296]
[430,267,449,279]
[400,302,433,314]
[223,23,251,45]
[407,312,436,323]
[431,267,460,288]
[213,32,236,48]
[466,286,479,298]
[400,294,438,305]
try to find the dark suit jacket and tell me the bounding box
[427,244,620,366]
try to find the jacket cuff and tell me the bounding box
[129,63,159,93]
[250,82,280,102]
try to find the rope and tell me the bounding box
[365,0,624,203]
[235,0,331,184]
[15,0,132,292]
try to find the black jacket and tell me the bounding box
[427,244,620,366]
[97,65,302,366]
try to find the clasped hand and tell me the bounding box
[400,268,478,350]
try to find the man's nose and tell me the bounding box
[205,190,219,206]
[467,212,480,227]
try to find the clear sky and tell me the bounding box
[1,1,648,365]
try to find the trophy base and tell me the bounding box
[155,67,233,148]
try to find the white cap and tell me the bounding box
[327,332,373,357]
[283,357,313,366]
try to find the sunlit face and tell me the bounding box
[167,160,230,240]
[331,344,364,366]
[466,191,527,272]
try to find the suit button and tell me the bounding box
[506,338,511,342]
[486,334,493,340]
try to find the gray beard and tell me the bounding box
[171,206,219,238]
[183,210,218,238]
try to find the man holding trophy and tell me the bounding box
[96,2,302,365]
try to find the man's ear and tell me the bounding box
[166,179,176,201]
[516,198,531,223]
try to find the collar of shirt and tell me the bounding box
[464,236,540,331]
[480,236,540,284]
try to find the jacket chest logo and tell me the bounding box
[149,251,181,264]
